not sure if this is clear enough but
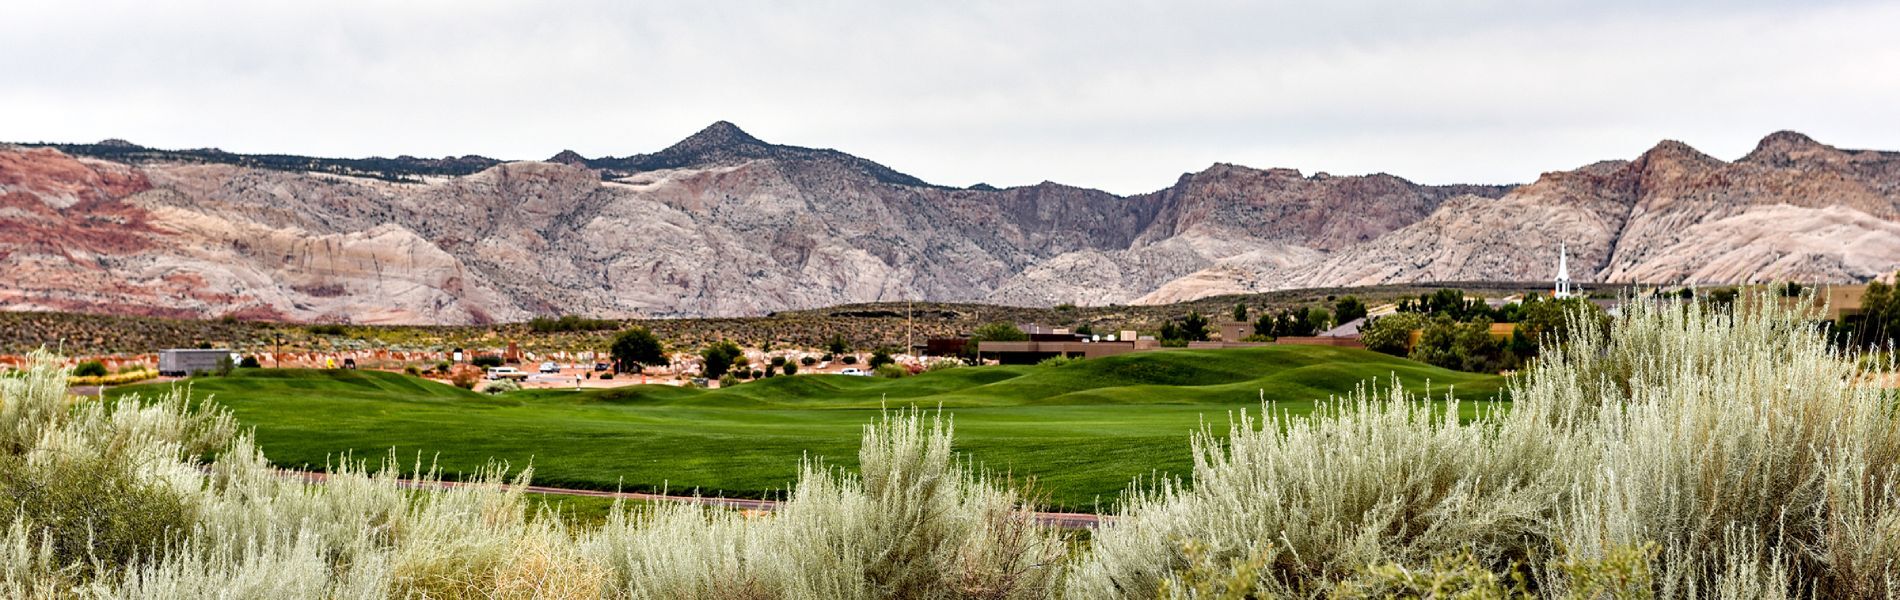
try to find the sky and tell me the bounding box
[3,0,1898,195]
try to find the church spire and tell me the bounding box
[1555,243,1574,298]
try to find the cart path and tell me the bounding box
[285,469,1110,529]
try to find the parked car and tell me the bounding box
[538,361,559,373]
[839,368,868,376]
[485,367,528,380]
[594,362,611,372]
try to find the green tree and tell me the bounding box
[1179,312,1211,342]
[826,337,850,356]
[971,321,1028,342]
[1232,303,1249,322]
[782,362,798,376]
[1361,312,1426,356]
[611,327,667,374]
[1304,307,1335,335]
[1334,296,1368,324]
[869,349,895,369]
[699,341,743,379]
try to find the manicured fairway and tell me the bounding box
[110,346,1506,511]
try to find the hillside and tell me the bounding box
[5,126,1897,324]
[106,346,1505,510]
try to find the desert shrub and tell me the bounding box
[1069,292,1900,597]
[528,314,618,333]
[448,366,482,389]
[238,355,260,368]
[800,356,817,366]
[926,359,962,372]
[581,410,1062,598]
[72,360,108,377]
[403,365,422,377]
[749,370,763,380]
[307,323,347,336]
[782,362,798,376]
[718,374,739,388]
[67,368,158,386]
[471,355,504,368]
[213,355,235,377]
[1037,355,1079,367]
[841,355,859,365]
[874,364,907,379]
[479,379,520,395]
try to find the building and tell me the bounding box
[1216,321,1252,342]
[1553,242,1576,299]
[976,337,1163,364]
[158,349,234,376]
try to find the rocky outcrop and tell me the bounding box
[3,127,1897,324]
[1285,132,1900,289]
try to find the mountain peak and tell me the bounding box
[1742,130,1832,165]
[679,121,764,148]
[547,149,588,166]
[1638,139,1720,167]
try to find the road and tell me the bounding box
[287,469,1109,529]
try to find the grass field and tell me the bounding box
[110,346,1506,511]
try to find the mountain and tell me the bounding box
[1,125,1895,324]
[1282,132,1900,289]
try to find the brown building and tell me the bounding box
[976,338,1162,365]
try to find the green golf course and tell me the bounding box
[109,346,1507,511]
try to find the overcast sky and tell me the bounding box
[4,0,1897,194]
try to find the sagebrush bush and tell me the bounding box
[1069,293,1900,598]
[479,379,521,395]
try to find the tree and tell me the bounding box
[869,349,895,369]
[700,341,743,380]
[72,361,108,378]
[1516,296,1608,352]
[1334,296,1368,324]
[1232,303,1249,322]
[1361,312,1426,356]
[782,362,798,376]
[238,356,261,369]
[1179,312,1211,342]
[611,327,666,374]
[1405,316,1509,373]
[826,337,850,356]
[1303,307,1335,335]
[971,321,1028,342]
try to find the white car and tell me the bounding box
[485,367,527,380]
[538,361,559,373]
[838,368,868,376]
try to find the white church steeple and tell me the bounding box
[1554,242,1574,299]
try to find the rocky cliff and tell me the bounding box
[2,125,1894,324]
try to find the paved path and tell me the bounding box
[286,469,1109,529]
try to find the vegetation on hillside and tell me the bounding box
[6,291,1890,596]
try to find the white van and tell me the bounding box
[486,367,528,380]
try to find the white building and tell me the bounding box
[1553,242,1576,299]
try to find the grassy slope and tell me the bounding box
[111,346,1504,511]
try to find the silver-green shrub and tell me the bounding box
[1069,294,1900,598]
